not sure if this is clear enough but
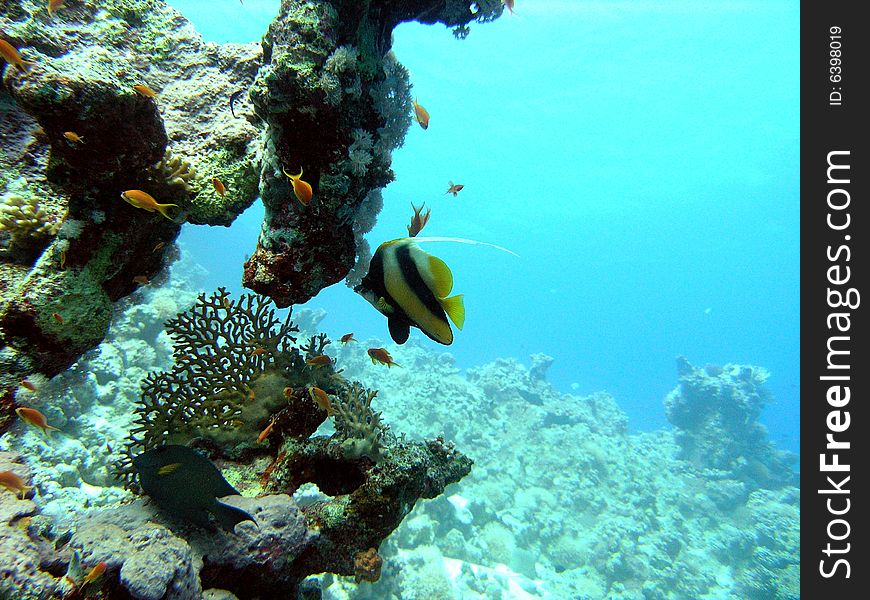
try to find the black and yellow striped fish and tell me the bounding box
[355,238,465,345]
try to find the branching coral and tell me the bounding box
[117,287,306,482]
[332,381,389,462]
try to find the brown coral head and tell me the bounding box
[353,547,383,584]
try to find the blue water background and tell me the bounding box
[172,0,800,455]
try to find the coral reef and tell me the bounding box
[307,339,800,599]
[1,0,261,393]
[664,356,797,488]
[2,0,505,396]
[243,0,504,307]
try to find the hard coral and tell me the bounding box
[118,287,312,481]
[0,193,60,244]
[151,148,198,193]
[332,381,389,463]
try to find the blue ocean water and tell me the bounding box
[175,0,799,455]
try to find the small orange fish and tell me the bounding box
[339,333,356,345]
[15,407,61,436]
[19,379,38,392]
[504,0,516,15]
[52,312,64,325]
[247,387,256,402]
[0,39,30,73]
[82,561,107,586]
[445,182,464,197]
[59,249,66,268]
[305,354,333,368]
[282,166,313,206]
[257,417,276,444]
[250,347,267,356]
[367,347,400,368]
[133,84,157,98]
[152,241,165,253]
[407,202,431,237]
[412,98,429,130]
[132,275,149,285]
[282,386,296,401]
[63,131,84,143]
[120,190,178,221]
[48,0,65,17]
[308,386,334,415]
[0,470,33,499]
[212,177,227,197]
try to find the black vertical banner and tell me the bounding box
[803,2,867,597]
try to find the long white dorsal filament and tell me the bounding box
[407,236,520,257]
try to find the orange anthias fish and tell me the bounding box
[412,99,429,130]
[52,312,64,325]
[48,0,65,17]
[445,182,464,197]
[308,386,334,415]
[282,166,313,206]
[250,347,267,356]
[82,561,108,586]
[15,407,61,436]
[339,333,356,345]
[504,0,516,15]
[0,39,30,73]
[19,379,38,392]
[133,84,157,98]
[305,355,333,368]
[120,190,178,221]
[152,241,166,253]
[132,275,150,285]
[0,470,33,499]
[212,177,227,197]
[407,202,431,237]
[367,347,400,368]
[63,131,84,143]
[257,417,276,444]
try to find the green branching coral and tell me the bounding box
[117,287,314,482]
[332,381,390,463]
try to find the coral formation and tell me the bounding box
[1,0,262,394]
[331,381,389,462]
[664,356,797,488]
[243,0,504,307]
[310,339,800,599]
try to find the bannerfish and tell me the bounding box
[355,238,465,345]
[133,445,256,531]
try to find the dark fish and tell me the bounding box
[229,89,244,118]
[355,238,464,345]
[133,445,256,531]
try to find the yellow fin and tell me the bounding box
[158,463,182,476]
[440,294,465,330]
[426,254,454,298]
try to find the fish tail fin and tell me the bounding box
[410,237,520,257]
[156,203,181,222]
[211,500,257,531]
[441,294,465,330]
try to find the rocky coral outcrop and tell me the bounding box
[1,0,261,391]
[664,356,797,488]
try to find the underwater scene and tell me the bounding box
[1,1,799,599]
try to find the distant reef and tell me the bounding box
[0,0,506,394]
